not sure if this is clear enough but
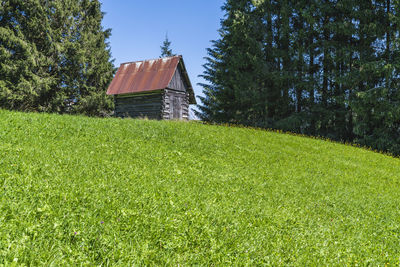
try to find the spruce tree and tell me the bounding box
[64,0,115,116]
[160,34,175,57]
[0,0,115,116]
[0,0,55,111]
[197,0,267,125]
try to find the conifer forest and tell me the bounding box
[198,0,400,155]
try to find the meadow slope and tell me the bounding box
[1,110,400,265]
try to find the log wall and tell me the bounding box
[162,89,190,120]
[115,92,163,119]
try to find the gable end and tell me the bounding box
[167,65,187,92]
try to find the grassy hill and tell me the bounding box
[1,109,400,265]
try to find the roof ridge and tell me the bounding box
[120,55,181,66]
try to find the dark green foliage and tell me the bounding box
[198,0,400,155]
[197,0,267,126]
[160,34,175,58]
[0,0,114,116]
[0,0,54,111]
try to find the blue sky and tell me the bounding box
[100,0,225,100]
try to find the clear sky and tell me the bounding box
[100,0,225,101]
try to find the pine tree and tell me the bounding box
[160,34,174,57]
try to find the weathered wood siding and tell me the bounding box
[167,66,187,92]
[161,65,190,120]
[115,92,163,119]
[162,90,190,120]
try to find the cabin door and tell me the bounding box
[172,96,182,119]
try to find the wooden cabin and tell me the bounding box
[106,55,196,120]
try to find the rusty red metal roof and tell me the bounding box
[107,56,181,96]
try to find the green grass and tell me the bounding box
[1,109,400,265]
